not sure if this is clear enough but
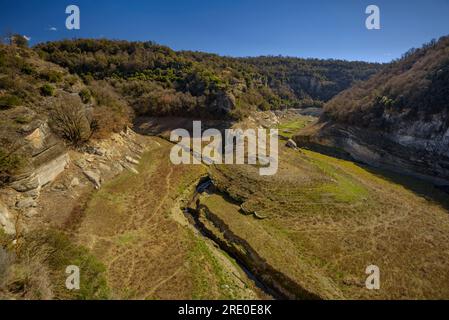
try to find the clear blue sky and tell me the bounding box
[1,0,448,62]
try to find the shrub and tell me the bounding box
[0,94,22,109]
[50,96,92,145]
[40,84,55,96]
[14,115,32,124]
[39,70,63,83]
[79,88,92,104]
[86,81,130,138]
[66,75,78,86]
[11,34,29,48]
[21,63,35,75]
[0,77,15,90]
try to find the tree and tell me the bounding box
[10,34,29,48]
[50,96,92,145]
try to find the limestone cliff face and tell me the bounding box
[10,122,69,193]
[295,118,449,185]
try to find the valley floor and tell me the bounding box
[3,113,449,300]
[80,115,449,299]
[76,137,266,299]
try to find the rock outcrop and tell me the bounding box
[11,122,70,194]
[295,121,449,186]
[83,170,101,189]
[0,200,15,235]
[286,139,298,150]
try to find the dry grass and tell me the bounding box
[206,141,449,299]
[76,137,259,299]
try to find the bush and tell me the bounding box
[66,75,78,87]
[50,96,92,145]
[0,94,22,109]
[0,230,110,300]
[0,148,23,185]
[40,84,55,96]
[11,34,29,48]
[79,88,92,104]
[39,70,63,83]
[89,83,129,137]
[21,63,35,75]
[0,77,15,90]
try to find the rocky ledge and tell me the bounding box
[294,121,449,186]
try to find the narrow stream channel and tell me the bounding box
[182,177,281,300]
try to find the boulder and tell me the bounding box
[11,174,40,192]
[286,139,298,150]
[83,170,101,189]
[12,153,70,192]
[0,200,15,235]
[25,208,38,218]
[70,177,80,188]
[34,153,70,187]
[99,163,111,172]
[25,126,45,149]
[16,197,37,209]
[120,161,139,174]
[125,156,139,165]
[24,186,41,199]
[83,145,106,157]
[112,163,124,174]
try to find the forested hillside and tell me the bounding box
[323,36,449,129]
[298,36,449,184]
[242,56,381,108]
[36,39,381,119]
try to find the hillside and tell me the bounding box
[3,37,449,300]
[0,40,381,188]
[295,36,449,185]
[0,43,131,187]
[35,39,381,119]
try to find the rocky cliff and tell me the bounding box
[295,36,449,186]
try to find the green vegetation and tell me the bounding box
[278,117,314,139]
[39,70,63,83]
[205,122,449,299]
[0,230,109,300]
[324,36,449,129]
[304,150,369,203]
[40,230,110,300]
[0,148,23,185]
[79,88,91,103]
[36,39,381,119]
[40,83,55,96]
[0,94,21,109]
[188,233,238,300]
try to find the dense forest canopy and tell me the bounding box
[35,39,382,119]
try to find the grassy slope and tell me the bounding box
[76,137,259,299]
[278,117,315,139]
[206,118,449,299]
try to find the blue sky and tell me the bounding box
[1,0,448,62]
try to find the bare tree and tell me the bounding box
[50,96,92,145]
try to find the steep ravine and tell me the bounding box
[183,178,321,300]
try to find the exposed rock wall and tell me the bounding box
[0,200,15,235]
[188,200,322,300]
[295,121,449,186]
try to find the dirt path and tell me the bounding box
[76,137,263,299]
